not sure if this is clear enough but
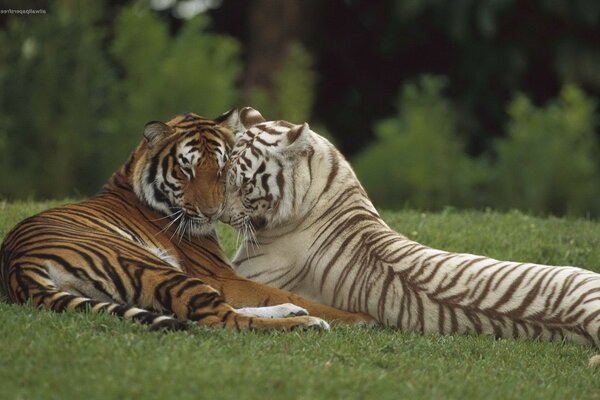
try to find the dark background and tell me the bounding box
[1,0,599,217]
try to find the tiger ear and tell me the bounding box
[287,123,309,144]
[285,123,312,154]
[215,108,242,136]
[239,107,266,129]
[214,108,237,125]
[216,107,266,137]
[143,121,173,147]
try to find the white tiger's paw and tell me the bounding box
[305,316,331,331]
[275,303,310,317]
[236,303,309,318]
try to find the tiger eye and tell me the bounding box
[173,164,186,180]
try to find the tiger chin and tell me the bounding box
[222,107,600,365]
[0,110,374,333]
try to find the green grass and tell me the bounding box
[1,201,600,400]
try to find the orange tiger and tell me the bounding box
[0,111,371,331]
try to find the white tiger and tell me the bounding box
[221,107,600,364]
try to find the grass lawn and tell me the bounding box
[1,200,600,399]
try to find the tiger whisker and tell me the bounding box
[233,218,242,250]
[251,221,259,245]
[177,218,185,243]
[177,217,188,244]
[187,218,192,242]
[177,221,186,244]
[156,211,184,236]
[246,221,260,252]
[170,214,186,243]
[148,210,181,222]
[242,220,251,261]
[243,222,249,253]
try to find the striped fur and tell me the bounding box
[223,107,600,350]
[0,111,378,332]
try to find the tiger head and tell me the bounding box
[221,107,318,232]
[131,111,237,236]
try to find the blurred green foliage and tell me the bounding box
[0,2,116,198]
[109,6,241,151]
[247,42,316,123]
[493,86,600,216]
[354,76,486,210]
[354,77,600,217]
[1,0,599,218]
[0,1,241,199]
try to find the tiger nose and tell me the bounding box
[203,207,221,219]
[204,210,216,218]
[219,210,231,223]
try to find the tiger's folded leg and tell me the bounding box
[10,264,188,331]
[201,274,376,326]
[138,269,330,331]
[7,258,329,332]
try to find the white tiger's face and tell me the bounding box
[222,108,312,232]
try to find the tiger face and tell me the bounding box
[133,111,236,236]
[222,107,314,232]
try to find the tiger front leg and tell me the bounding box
[144,269,330,331]
[205,274,377,326]
[185,290,331,331]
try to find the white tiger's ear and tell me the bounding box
[284,123,312,154]
[143,121,174,147]
[217,107,266,138]
[239,107,266,129]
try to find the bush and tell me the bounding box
[247,42,316,123]
[0,0,241,199]
[0,2,115,198]
[353,75,487,210]
[107,7,242,163]
[493,85,600,217]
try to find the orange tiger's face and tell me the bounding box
[133,111,235,236]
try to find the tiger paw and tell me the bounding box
[274,303,310,317]
[303,316,331,331]
[236,303,309,318]
[351,312,380,327]
[149,317,190,332]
